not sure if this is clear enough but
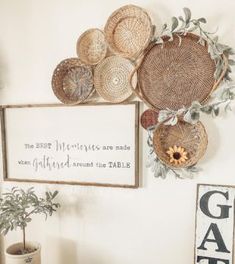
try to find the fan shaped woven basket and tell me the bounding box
[52,58,94,105]
[104,5,153,59]
[140,109,159,130]
[137,33,225,111]
[77,28,107,65]
[153,120,208,168]
[94,56,137,103]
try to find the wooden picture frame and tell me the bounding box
[0,102,139,188]
[194,184,235,264]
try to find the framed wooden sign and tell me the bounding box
[0,102,139,188]
[195,184,235,264]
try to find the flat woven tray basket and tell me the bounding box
[52,58,94,105]
[137,33,224,111]
[77,28,107,65]
[104,5,153,59]
[153,120,208,168]
[94,56,137,103]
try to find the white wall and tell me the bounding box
[0,0,235,264]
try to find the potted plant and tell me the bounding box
[0,187,60,264]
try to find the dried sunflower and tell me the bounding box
[166,145,188,165]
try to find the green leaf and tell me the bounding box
[178,16,185,22]
[155,37,164,44]
[201,105,213,114]
[162,23,167,31]
[183,7,191,24]
[213,107,220,116]
[171,16,179,31]
[228,59,235,66]
[198,17,207,23]
[164,116,178,126]
[198,37,206,46]
[225,102,232,112]
[51,191,59,199]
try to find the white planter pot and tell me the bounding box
[5,242,41,264]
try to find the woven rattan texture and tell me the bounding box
[77,29,107,65]
[52,58,93,105]
[94,56,137,103]
[140,109,158,129]
[153,120,208,168]
[104,5,153,59]
[138,34,216,111]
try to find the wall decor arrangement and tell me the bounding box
[1,103,139,188]
[195,184,235,264]
[0,187,60,264]
[51,5,235,180]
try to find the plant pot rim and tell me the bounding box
[5,241,41,258]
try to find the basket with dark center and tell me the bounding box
[140,109,159,130]
[104,4,153,59]
[153,120,208,168]
[77,28,107,65]
[52,58,94,105]
[94,55,137,103]
[136,33,226,111]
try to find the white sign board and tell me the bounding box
[1,102,139,188]
[195,184,235,264]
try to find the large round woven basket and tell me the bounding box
[104,5,153,59]
[137,33,226,111]
[153,120,208,168]
[77,28,107,65]
[52,58,94,105]
[94,56,137,103]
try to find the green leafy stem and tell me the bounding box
[158,83,235,125]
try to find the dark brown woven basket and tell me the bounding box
[140,109,158,130]
[134,33,227,111]
[153,120,208,168]
[52,58,94,105]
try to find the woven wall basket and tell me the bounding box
[136,33,226,111]
[94,56,137,103]
[77,28,107,65]
[52,58,94,105]
[140,109,158,130]
[104,5,153,59]
[153,120,208,168]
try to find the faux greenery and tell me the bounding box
[154,8,235,126]
[0,187,60,254]
[158,83,235,126]
[147,8,235,179]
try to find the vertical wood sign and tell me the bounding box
[195,184,235,264]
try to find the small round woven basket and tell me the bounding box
[104,4,153,59]
[153,120,208,168]
[137,33,226,111]
[140,109,159,130]
[52,58,94,105]
[77,28,107,65]
[94,55,137,103]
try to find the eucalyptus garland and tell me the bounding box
[147,8,235,179]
